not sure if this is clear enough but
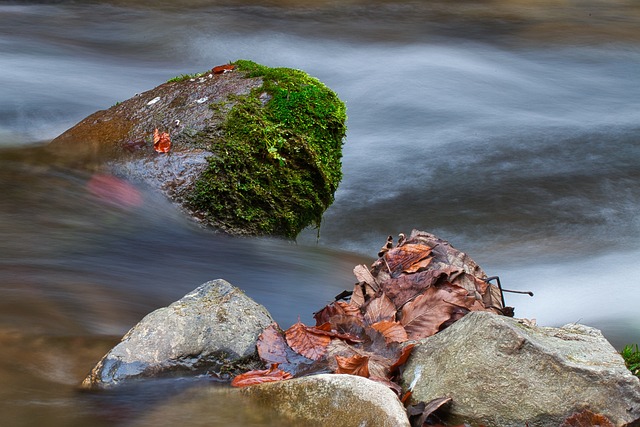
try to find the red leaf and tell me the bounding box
[212,64,236,74]
[285,321,331,361]
[560,410,615,427]
[363,293,396,326]
[153,128,171,153]
[230,364,292,387]
[370,320,408,344]
[86,174,142,208]
[400,283,469,340]
[313,301,363,327]
[256,323,288,365]
[335,354,370,377]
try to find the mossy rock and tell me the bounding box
[50,60,347,238]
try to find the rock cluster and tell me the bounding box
[81,279,273,389]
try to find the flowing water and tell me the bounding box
[1,1,640,425]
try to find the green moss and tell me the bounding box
[187,60,347,238]
[167,71,207,83]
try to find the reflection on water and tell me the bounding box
[1,1,640,426]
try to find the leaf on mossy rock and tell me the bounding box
[153,128,171,153]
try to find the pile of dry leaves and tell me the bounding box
[231,230,507,391]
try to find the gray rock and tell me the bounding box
[81,279,273,389]
[240,374,411,427]
[401,311,640,427]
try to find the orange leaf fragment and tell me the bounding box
[335,354,370,377]
[285,321,331,361]
[371,320,408,344]
[230,364,292,387]
[560,410,615,427]
[153,128,171,153]
[212,64,236,74]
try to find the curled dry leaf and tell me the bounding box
[383,243,433,276]
[371,320,408,344]
[153,128,171,153]
[335,354,370,377]
[314,301,363,327]
[230,364,293,387]
[285,321,331,361]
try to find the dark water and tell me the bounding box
[1,1,640,425]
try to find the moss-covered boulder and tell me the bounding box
[50,60,346,238]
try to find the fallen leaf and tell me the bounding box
[381,268,454,309]
[153,128,171,153]
[371,320,408,344]
[388,343,415,374]
[560,410,615,427]
[256,323,288,365]
[313,301,363,327]
[285,321,331,361]
[335,354,370,377]
[407,397,453,427]
[364,293,396,326]
[230,364,292,387]
[213,64,236,74]
[383,243,433,276]
[400,283,469,340]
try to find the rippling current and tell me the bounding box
[1,1,640,425]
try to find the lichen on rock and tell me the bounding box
[49,60,346,238]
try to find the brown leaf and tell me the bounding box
[212,64,235,74]
[371,320,408,344]
[335,354,370,377]
[353,264,380,293]
[381,268,455,309]
[350,282,366,307]
[560,410,615,427]
[256,323,288,365]
[313,301,363,327]
[403,256,433,274]
[400,283,469,340]
[364,293,396,326]
[153,128,171,153]
[383,243,433,276]
[407,397,453,427]
[388,343,415,374]
[285,321,331,361]
[230,364,292,387]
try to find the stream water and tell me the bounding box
[1,1,640,425]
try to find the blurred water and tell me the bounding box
[1,1,640,426]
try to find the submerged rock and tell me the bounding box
[81,279,273,389]
[50,60,347,238]
[240,374,411,427]
[401,311,640,427]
